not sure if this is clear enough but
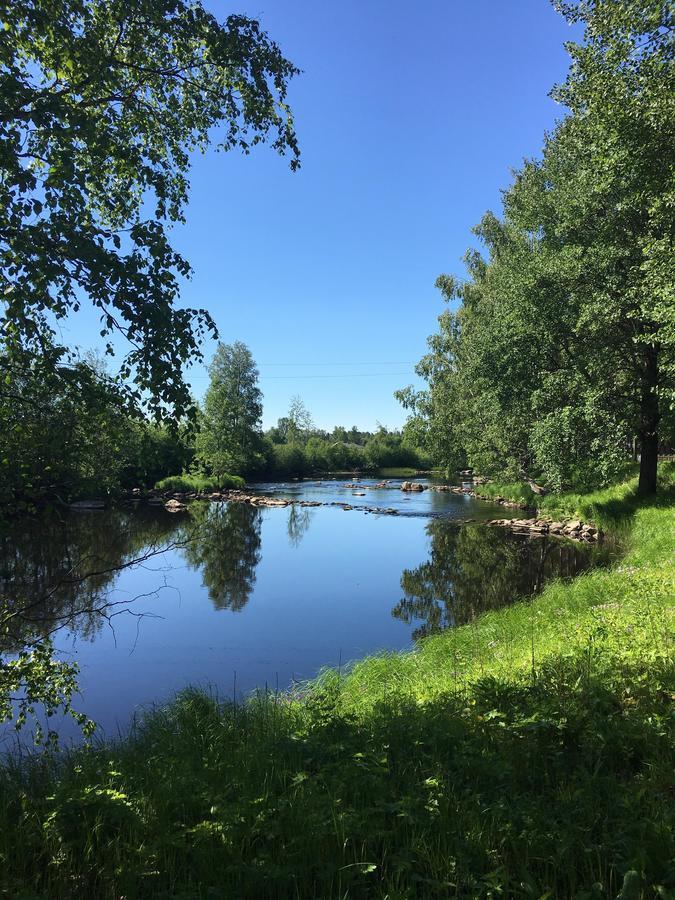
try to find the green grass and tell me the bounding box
[374,467,429,477]
[537,461,675,530]
[0,476,673,898]
[154,472,245,492]
[472,480,538,506]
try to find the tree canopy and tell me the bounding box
[197,341,264,477]
[400,0,674,494]
[1,0,300,418]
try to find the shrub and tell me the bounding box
[155,473,244,492]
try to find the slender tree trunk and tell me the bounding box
[637,347,659,497]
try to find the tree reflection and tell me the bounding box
[286,505,314,548]
[394,522,603,640]
[0,507,183,650]
[182,502,262,611]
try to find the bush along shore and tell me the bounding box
[1,472,673,899]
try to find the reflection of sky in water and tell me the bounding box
[1,481,612,742]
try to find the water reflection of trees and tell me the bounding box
[286,505,314,548]
[0,507,183,650]
[393,522,602,640]
[182,502,262,611]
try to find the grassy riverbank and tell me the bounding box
[155,473,245,492]
[1,477,673,898]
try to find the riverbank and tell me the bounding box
[1,476,673,898]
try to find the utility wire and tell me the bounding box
[255,361,416,367]
[187,371,417,381]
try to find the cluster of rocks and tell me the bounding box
[129,483,603,543]
[485,517,602,542]
[141,487,402,517]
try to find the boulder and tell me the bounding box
[251,497,289,507]
[564,520,582,532]
[164,499,187,512]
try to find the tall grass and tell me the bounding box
[472,480,538,506]
[155,472,245,492]
[0,478,673,898]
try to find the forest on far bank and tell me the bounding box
[1,338,430,510]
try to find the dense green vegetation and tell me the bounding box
[398,0,674,495]
[1,0,673,895]
[1,351,197,508]
[1,338,428,508]
[190,343,430,480]
[2,0,300,510]
[196,342,266,478]
[0,473,672,898]
[154,473,245,493]
[0,0,305,757]
[2,0,299,421]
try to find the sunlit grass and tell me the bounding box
[472,480,538,505]
[154,472,245,492]
[0,473,673,898]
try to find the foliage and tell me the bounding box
[0,486,672,896]
[1,0,299,419]
[155,473,244,492]
[264,422,428,477]
[473,481,539,507]
[122,422,195,490]
[401,0,675,494]
[1,348,135,504]
[0,345,198,505]
[196,342,265,477]
[539,459,675,531]
[286,395,314,443]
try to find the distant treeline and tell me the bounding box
[0,344,428,508]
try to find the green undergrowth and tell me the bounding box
[537,462,675,532]
[473,481,538,506]
[478,462,675,529]
[154,472,245,492]
[0,480,673,898]
[374,466,427,478]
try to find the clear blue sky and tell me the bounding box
[63,0,579,431]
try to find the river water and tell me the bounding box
[2,478,611,741]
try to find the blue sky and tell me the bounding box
[63,0,579,431]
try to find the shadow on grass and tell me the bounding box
[1,642,673,899]
[541,463,675,537]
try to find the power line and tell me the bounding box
[187,371,417,382]
[256,361,416,367]
[260,372,416,380]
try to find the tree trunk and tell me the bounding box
[637,347,659,497]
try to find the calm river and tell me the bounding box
[2,478,610,742]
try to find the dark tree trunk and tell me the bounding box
[637,347,659,497]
